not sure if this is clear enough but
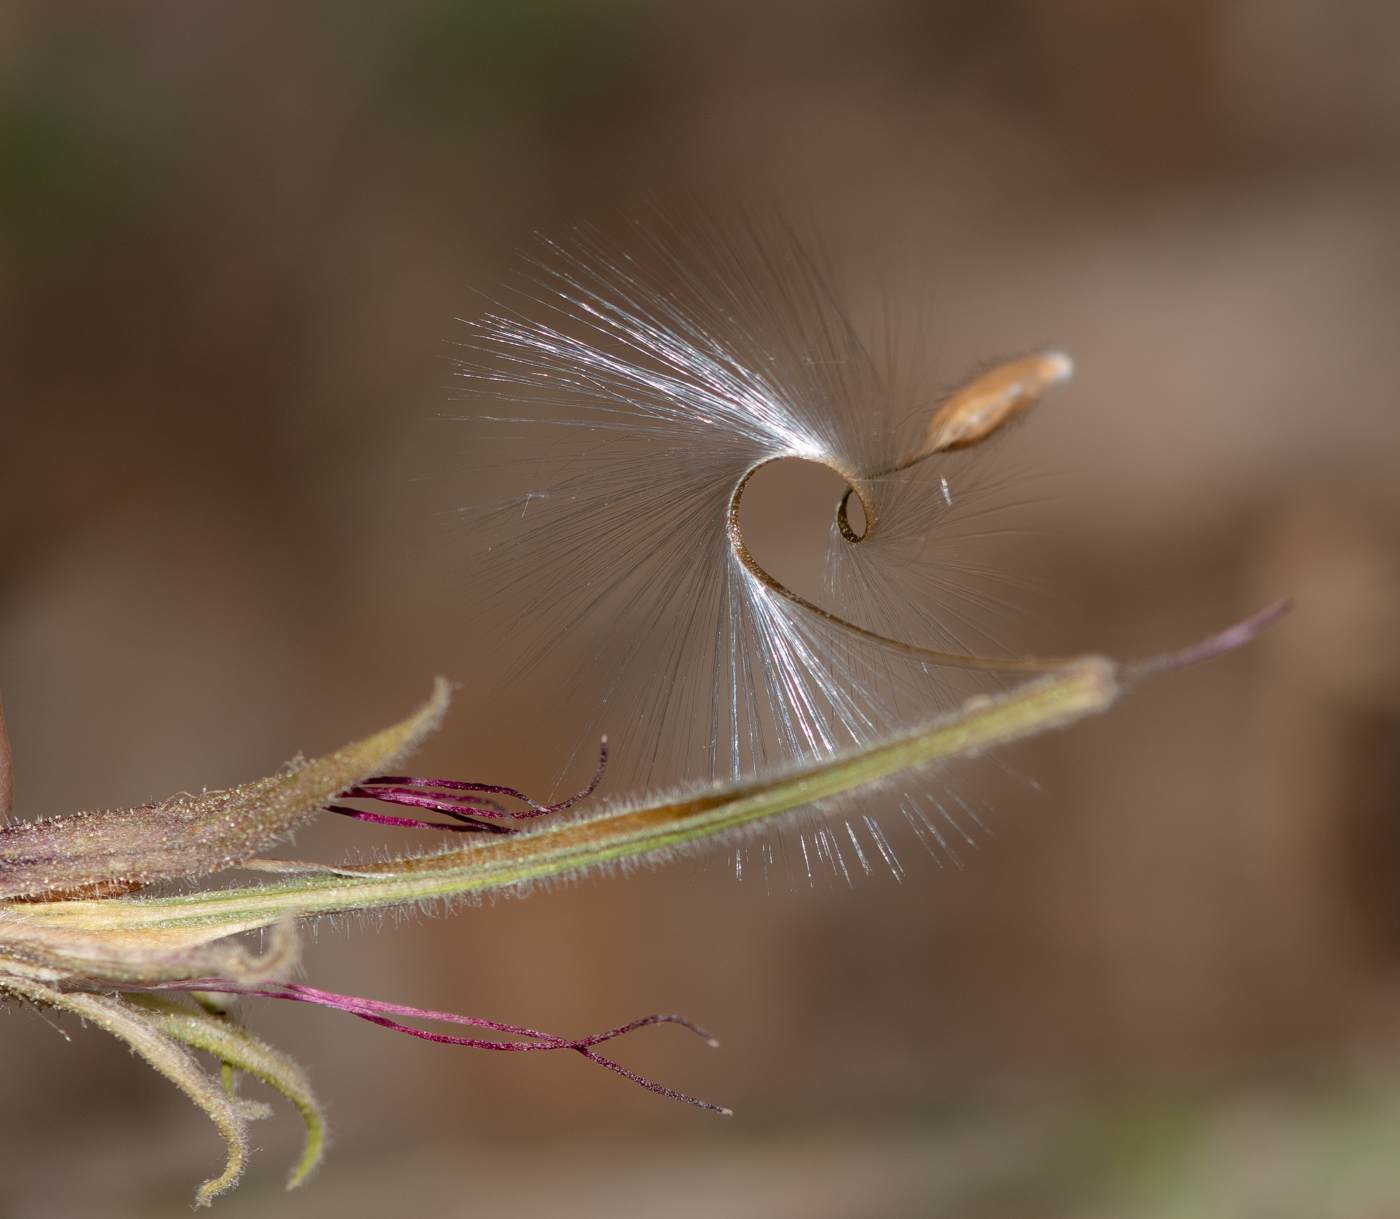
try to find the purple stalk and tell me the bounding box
[324,805,515,834]
[1122,598,1293,682]
[328,739,608,835]
[344,789,516,817]
[162,980,729,1114]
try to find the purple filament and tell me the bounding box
[165,980,729,1114]
[329,738,608,835]
[323,805,515,834]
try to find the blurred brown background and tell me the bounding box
[4,2,1400,1215]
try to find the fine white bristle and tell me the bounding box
[457,214,1047,876]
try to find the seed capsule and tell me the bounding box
[910,350,1073,461]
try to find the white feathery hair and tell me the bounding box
[454,213,1058,874]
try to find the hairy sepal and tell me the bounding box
[0,910,300,987]
[0,679,450,901]
[128,994,326,1190]
[0,978,265,1206]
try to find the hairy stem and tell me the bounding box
[5,659,1118,945]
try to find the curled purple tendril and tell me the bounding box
[163,979,730,1114]
[328,738,608,836]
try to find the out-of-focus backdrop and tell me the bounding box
[4,2,1400,1215]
